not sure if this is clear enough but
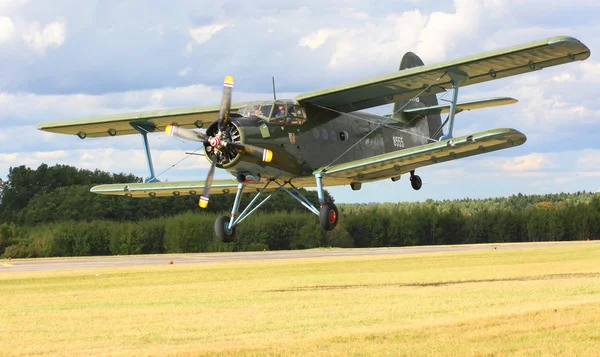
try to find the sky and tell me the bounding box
[0,0,599,204]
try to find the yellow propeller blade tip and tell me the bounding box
[224,76,234,87]
[263,149,273,163]
[165,125,173,136]
[199,196,209,209]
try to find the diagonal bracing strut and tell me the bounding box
[439,69,469,142]
[227,178,320,230]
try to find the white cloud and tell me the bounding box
[0,83,224,125]
[579,61,600,84]
[23,21,66,54]
[576,149,600,170]
[493,153,555,172]
[178,67,191,77]
[415,0,483,61]
[298,28,341,49]
[552,73,575,82]
[297,0,495,70]
[0,16,14,43]
[188,23,228,45]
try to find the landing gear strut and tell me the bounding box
[213,174,339,243]
[315,173,338,231]
[410,170,422,190]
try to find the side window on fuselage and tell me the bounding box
[285,105,307,125]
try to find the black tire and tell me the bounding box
[410,175,422,190]
[215,216,235,243]
[319,202,338,231]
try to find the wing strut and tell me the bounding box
[440,69,468,142]
[130,122,160,183]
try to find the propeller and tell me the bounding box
[199,150,219,208]
[164,75,273,209]
[166,125,208,142]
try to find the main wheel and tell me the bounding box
[319,202,339,231]
[215,216,235,243]
[410,175,422,190]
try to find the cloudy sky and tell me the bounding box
[0,0,598,204]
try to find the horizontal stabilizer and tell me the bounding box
[402,97,518,120]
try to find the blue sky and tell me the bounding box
[0,0,599,203]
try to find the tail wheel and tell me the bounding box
[215,216,235,243]
[319,202,338,231]
[410,175,422,190]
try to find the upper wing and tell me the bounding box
[37,103,244,138]
[90,179,273,198]
[295,36,590,112]
[311,128,526,186]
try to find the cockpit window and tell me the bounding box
[261,103,274,118]
[272,101,287,119]
[237,100,306,125]
[238,102,260,117]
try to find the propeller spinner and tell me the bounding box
[165,76,273,209]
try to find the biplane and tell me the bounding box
[38,35,590,242]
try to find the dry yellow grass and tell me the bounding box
[2,243,600,356]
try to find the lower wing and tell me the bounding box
[311,128,526,186]
[90,179,273,198]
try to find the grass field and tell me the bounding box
[2,243,600,356]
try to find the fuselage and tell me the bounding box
[212,99,434,181]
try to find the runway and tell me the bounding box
[1,241,597,273]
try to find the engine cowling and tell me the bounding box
[203,120,243,169]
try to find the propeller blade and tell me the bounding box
[218,76,234,131]
[225,142,273,163]
[199,152,218,209]
[165,125,208,143]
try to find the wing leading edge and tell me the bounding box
[295,36,590,112]
[37,103,244,139]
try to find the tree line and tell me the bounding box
[1,164,598,258]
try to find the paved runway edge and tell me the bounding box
[1,241,598,273]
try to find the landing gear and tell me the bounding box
[215,216,235,243]
[410,170,422,190]
[319,202,338,231]
[213,173,340,243]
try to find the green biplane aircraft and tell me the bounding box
[38,35,590,242]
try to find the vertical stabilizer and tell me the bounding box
[392,52,443,140]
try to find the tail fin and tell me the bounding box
[392,52,443,141]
